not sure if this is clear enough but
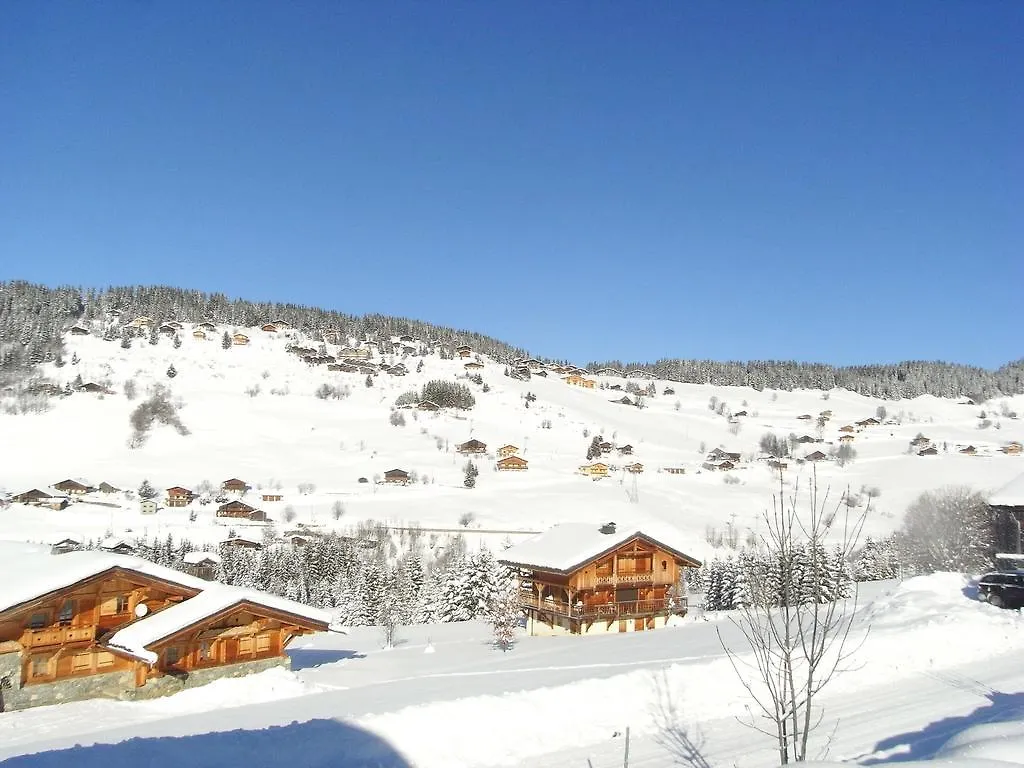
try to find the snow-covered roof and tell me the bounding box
[183,550,222,565]
[104,586,335,664]
[0,543,209,616]
[991,472,1024,507]
[499,523,701,573]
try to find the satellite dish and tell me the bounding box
[134,603,149,618]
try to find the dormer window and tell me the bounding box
[29,611,48,629]
[58,599,75,626]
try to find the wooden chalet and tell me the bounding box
[463,361,484,370]
[500,523,700,636]
[1000,442,1023,455]
[197,322,216,331]
[839,425,856,433]
[192,329,207,340]
[617,445,634,455]
[579,463,609,478]
[959,445,978,455]
[663,466,686,475]
[221,478,250,494]
[50,536,84,554]
[598,441,613,454]
[215,500,266,521]
[991,473,1024,557]
[220,534,263,550]
[918,446,938,456]
[563,375,596,389]
[497,444,519,458]
[12,489,56,505]
[804,450,828,462]
[99,538,135,555]
[53,479,93,496]
[182,551,221,581]
[457,439,488,455]
[232,333,249,346]
[261,493,283,502]
[68,325,90,336]
[455,345,472,358]
[0,544,332,711]
[165,487,194,508]
[838,434,855,443]
[796,435,817,444]
[417,400,440,411]
[261,323,280,333]
[856,418,880,427]
[625,463,644,474]
[910,436,931,447]
[77,382,112,394]
[383,468,410,485]
[497,456,529,471]
[97,482,121,495]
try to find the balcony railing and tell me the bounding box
[23,625,96,648]
[519,593,686,619]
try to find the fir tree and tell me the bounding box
[221,331,232,350]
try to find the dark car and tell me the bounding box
[977,571,1024,609]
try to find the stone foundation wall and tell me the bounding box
[0,653,290,712]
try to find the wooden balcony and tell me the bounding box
[22,625,96,648]
[520,593,686,619]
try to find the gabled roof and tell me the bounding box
[499,523,701,574]
[103,588,334,664]
[991,473,1024,507]
[0,544,208,618]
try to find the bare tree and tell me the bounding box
[901,486,992,573]
[718,472,867,764]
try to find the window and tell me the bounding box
[72,652,92,672]
[28,611,48,629]
[238,636,254,655]
[661,560,668,572]
[595,559,613,577]
[96,651,115,668]
[164,646,180,666]
[198,642,211,662]
[255,634,271,653]
[58,599,75,626]
[31,655,51,678]
[117,595,130,613]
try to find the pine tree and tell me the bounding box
[166,364,177,378]
[148,325,159,345]
[489,579,522,651]
[365,374,373,388]
[172,333,182,349]
[221,331,232,350]
[138,479,157,500]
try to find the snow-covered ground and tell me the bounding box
[3,325,1024,767]
[1,324,1022,560]
[1,575,1023,767]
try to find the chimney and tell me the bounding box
[599,522,617,535]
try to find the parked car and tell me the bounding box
[977,571,1024,609]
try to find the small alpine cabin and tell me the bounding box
[499,522,701,636]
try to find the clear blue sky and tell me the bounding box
[2,2,1020,367]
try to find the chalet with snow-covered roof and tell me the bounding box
[192,329,207,340]
[220,533,263,550]
[804,451,828,462]
[221,478,250,495]
[77,382,112,394]
[497,444,519,458]
[663,466,686,475]
[596,368,623,377]
[197,322,216,331]
[579,463,609,478]
[856,417,880,427]
[500,523,700,636]
[838,434,855,444]
[50,536,84,554]
[626,369,655,380]
[959,445,978,455]
[910,435,931,447]
[68,325,89,336]
[1000,442,1023,455]
[917,446,938,456]
[53,479,93,496]
[0,542,334,711]
[261,492,283,502]
[383,468,410,485]
[463,361,484,371]
[182,551,221,580]
[98,538,135,555]
[617,445,634,455]
[497,456,529,471]
[839,425,856,433]
[625,463,644,474]
[97,482,120,495]
[232,333,249,346]
[457,438,487,455]
[797,414,813,421]
[455,345,472,358]
[417,400,440,411]
[165,487,194,508]
[12,489,56,506]
[215,500,266,521]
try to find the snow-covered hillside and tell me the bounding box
[2,322,1023,558]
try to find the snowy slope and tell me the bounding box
[1,324,1023,561]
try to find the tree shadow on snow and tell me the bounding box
[650,670,713,768]
[0,718,412,768]
[863,683,1024,763]
[287,648,366,670]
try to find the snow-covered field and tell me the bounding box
[3,325,1024,767]
[1,575,1023,767]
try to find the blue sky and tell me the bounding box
[2,2,1020,367]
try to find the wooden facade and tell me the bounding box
[497,456,529,471]
[0,569,199,688]
[506,536,700,636]
[0,567,328,697]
